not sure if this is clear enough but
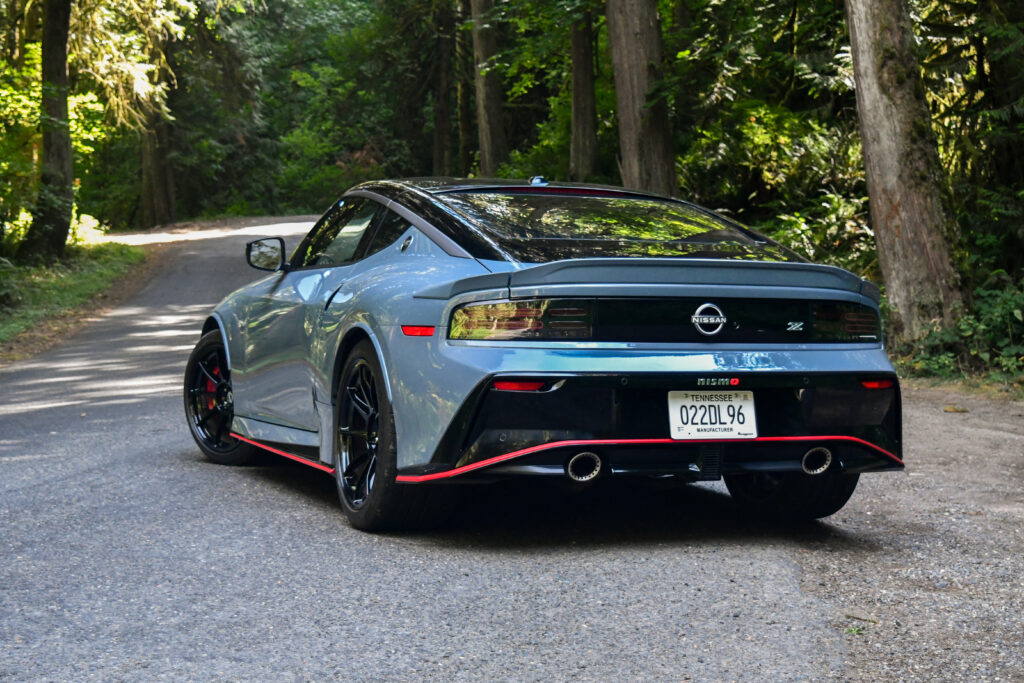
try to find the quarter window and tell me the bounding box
[293,198,381,268]
[363,210,412,258]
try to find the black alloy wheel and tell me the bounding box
[334,340,448,531]
[338,358,381,509]
[183,331,257,465]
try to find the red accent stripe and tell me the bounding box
[401,325,435,337]
[395,435,903,483]
[231,433,335,474]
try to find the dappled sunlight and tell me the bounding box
[125,328,199,339]
[0,453,66,463]
[103,220,314,247]
[0,226,297,432]
[124,344,195,354]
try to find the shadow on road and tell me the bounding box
[231,454,880,553]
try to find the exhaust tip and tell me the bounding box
[802,447,833,475]
[566,452,602,482]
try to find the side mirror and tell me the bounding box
[246,237,287,272]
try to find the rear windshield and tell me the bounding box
[438,191,799,263]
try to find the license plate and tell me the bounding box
[667,391,758,440]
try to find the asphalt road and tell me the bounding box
[1,219,1022,681]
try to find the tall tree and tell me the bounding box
[140,108,175,228]
[606,0,675,195]
[569,9,597,181]
[469,0,507,175]
[18,0,73,262]
[432,0,454,176]
[845,0,963,341]
[455,0,474,175]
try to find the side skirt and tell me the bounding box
[231,432,336,475]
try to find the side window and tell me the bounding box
[292,199,382,268]
[363,209,413,258]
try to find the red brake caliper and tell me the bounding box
[206,367,219,411]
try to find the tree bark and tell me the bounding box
[140,113,176,229]
[606,0,675,196]
[569,11,598,182]
[469,0,508,176]
[432,0,454,176]
[18,0,73,263]
[455,0,474,175]
[845,0,963,341]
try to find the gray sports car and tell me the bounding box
[184,178,902,530]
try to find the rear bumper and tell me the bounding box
[396,371,902,482]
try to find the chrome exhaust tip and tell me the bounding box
[801,447,833,475]
[566,452,602,482]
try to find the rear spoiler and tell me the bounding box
[414,258,881,303]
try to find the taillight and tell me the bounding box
[811,302,881,342]
[493,380,545,391]
[449,299,594,340]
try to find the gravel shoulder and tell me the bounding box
[798,386,1024,680]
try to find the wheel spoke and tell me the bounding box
[344,446,373,482]
[348,387,372,420]
[197,360,221,386]
[215,414,230,442]
[199,407,221,428]
[357,366,376,410]
[356,453,376,500]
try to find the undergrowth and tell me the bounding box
[893,273,1024,397]
[0,242,145,344]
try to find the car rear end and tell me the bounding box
[389,186,901,516]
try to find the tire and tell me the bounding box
[334,340,450,531]
[183,331,258,465]
[724,470,859,521]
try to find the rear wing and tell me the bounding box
[415,258,881,303]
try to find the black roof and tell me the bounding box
[345,177,801,265]
[357,177,673,199]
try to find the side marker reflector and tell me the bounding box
[493,380,545,392]
[401,325,435,337]
[861,379,894,389]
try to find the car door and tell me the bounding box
[234,197,384,432]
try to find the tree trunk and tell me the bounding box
[455,0,474,175]
[140,113,176,229]
[606,0,675,196]
[432,0,454,176]
[18,0,73,263]
[469,0,508,176]
[569,11,598,182]
[845,0,963,341]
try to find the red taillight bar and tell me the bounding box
[861,379,894,389]
[402,325,435,337]
[493,380,545,391]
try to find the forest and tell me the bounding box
[0,0,1022,383]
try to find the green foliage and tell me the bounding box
[920,0,1024,288]
[70,0,197,128]
[0,45,41,248]
[764,191,875,277]
[0,242,145,343]
[76,129,143,230]
[902,274,1024,382]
